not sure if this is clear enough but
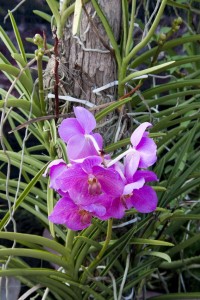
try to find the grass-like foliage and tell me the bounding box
[0,0,200,299]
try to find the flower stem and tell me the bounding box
[96,218,113,260]
[65,229,76,250]
[65,229,76,276]
[37,54,45,116]
[80,219,113,284]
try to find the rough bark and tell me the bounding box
[60,0,121,105]
[44,1,123,144]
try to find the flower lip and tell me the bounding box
[120,194,132,209]
[79,209,92,225]
[88,175,102,195]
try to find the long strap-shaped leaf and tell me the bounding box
[0,163,48,230]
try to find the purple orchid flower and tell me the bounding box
[46,107,159,231]
[49,195,92,230]
[106,122,157,170]
[103,170,158,219]
[49,194,108,230]
[51,156,125,206]
[58,106,103,161]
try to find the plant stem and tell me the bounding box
[125,0,136,56]
[80,219,113,284]
[160,255,200,270]
[122,0,129,56]
[118,0,168,96]
[125,0,168,64]
[65,229,75,251]
[97,218,113,260]
[65,229,76,276]
[37,55,45,116]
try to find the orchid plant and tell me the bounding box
[45,106,158,230]
[1,1,200,299]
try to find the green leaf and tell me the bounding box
[9,11,27,63]
[95,97,132,122]
[105,137,130,152]
[0,268,105,300]
[0,248,69,269]
[131,35,200,69]
[0,151,44,170]
[47,182,56,238]
[138,251,171,263]
[121,61,175,84]
[56,138,69,162]
[0,64,34,96]
[46,0,60,26]
[0,232,66,256]
[33,10,52,23]
[160,255,200,270]
[0,25,18,54]
[131,238,174,246]
[0,99,40,117]
[0,164,48,230]
[168,234,200,257]
[148,293,200,300]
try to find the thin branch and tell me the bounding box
[4,0,26,22]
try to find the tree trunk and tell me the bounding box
[44,1,122,144]
[60,0,121,105]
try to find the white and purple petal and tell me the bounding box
[67,134,100,161]
[123,178,145,195]
[130,122,152,148]
[136,137,157,168]
[124,151,140,182]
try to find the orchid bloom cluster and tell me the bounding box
[44,106,158,231]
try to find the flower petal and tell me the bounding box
[43,159,65,177]
[132,170,158,183]
[130,122,152,147]
[124,151,140,182]
[136,137,157,168]
[43,160,68,191]
[58,118,84,143]
[81,156,103,174]
[67,134,100,160]
[123,178,145,195]
[92,133,103,150]
[74,106,96,133]
[84,203,106,217]
[48,196,74,224]
[49,196,92,230]
[93,166,125,197]
[56,164,87,193]
[129,186,158,213]
[113,161,126,183]
[102,197,125,220]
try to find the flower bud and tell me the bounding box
[158,33,167,45]
[176,17,183,25]
[33,34,44,48]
